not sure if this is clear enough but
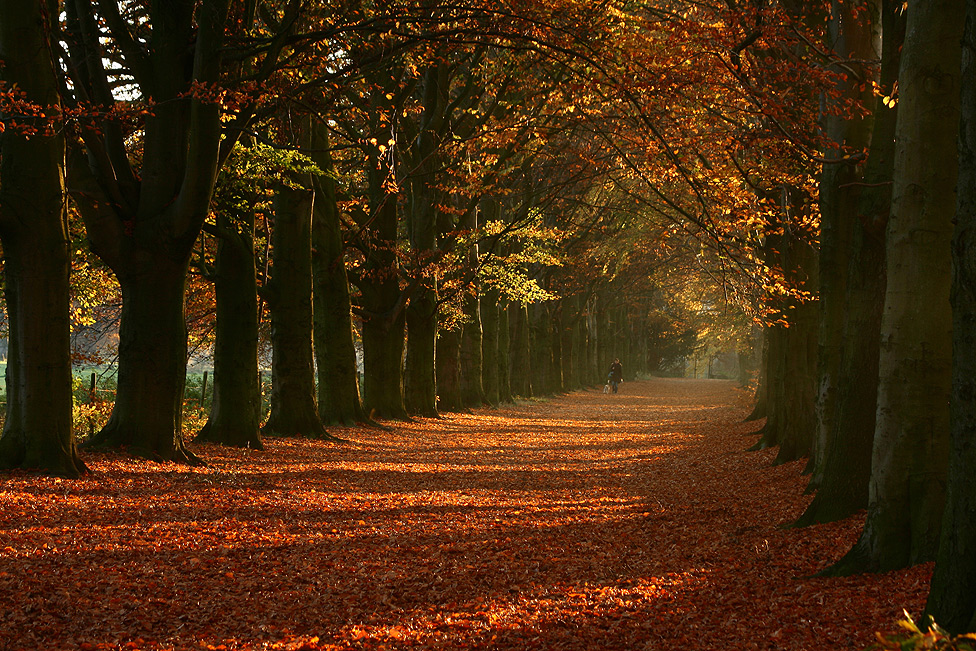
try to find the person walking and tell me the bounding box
[608,358,623,394]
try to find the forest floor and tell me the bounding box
[0,378,930,650]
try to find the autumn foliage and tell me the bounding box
[0,379,927,650]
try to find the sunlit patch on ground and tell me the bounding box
[0,378,928,650]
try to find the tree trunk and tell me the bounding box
[308,125,366,425]
[596,302,611,383]
[404,291,438,416]
[551,306,566,393]
[744,331,768,421]
[195,207,263,448]
[87,255,197,462]
[357,78,408,420]
[811,0,878,481]
[0,0,85,477]
[586,300,599,384]
[262,186,332,439]
[459,292,486,407]
[68,0,232,462]
[404,63,446,418]
[825,0,962,575]
[509,303,532,397]
[436,328,463,411]
[482,288,501,407]
[923,0,976,632]
[529,302,553,396]
[795,0,902,525]
[561,298,579,391]
[751,195,818,464]
[459,203,485,408]
[497,300,513,403]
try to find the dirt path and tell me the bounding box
[0,378,929,650]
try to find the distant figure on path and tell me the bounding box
[608,358,623,394]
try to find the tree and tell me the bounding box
[67,0,235,462]
[825,0,963,575]
[794,0,904,527]
[195,145,263,450]
[262,179,333,440]
[923,0,976,631]
[308,123,368,426]
[0,0,86,477]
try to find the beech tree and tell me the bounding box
[0,0,86,477]
[308,123,367,426]
[924,0,976,631]
[794,0,904,527]
[194,145,263,449]
[262,180,332,439]
[65,0,235,462]
[826,0,962,575]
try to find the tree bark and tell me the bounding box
[481,288,501,407]
[924,0,976,632]
[68,0,233,462]
[751,200,818,464]
[0,0,85,477]
[795,0,902,525]
[825,0,962,575]
[404,63,446,417]
[195,205,263,449]
[810,0,879,482]
[459,204,485,408]
[308,124,367,425]
[357,77,408,420]
[509,303,532,397]
[497,299,513,403]
[436,328,463,411]
[529,302,553,396]
[87,255,197,462]
[262,186,332,439]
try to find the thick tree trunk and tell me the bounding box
[0,0,85,477]
[509,303,532,397]
[560,300,578,391]
[481,288,501,407]
[361,310,407,420]
[924,0,976,632]
[459,292,486,407]
[586,301,600,384]
[404,291,438,416]
[308,127,366,425]
[436,328,463,411]
[68,0,232,462]
[751,195,818,464]
[262,186,332,439]
[744,331,768,422]
[795,1,902,524]
[811,0,879,480]
[195,209,263,448]
[825,0,962,575]
[354,70,408,421]
[770,294,817,465]
[87,256,197,462]
[752,325,787,449]
[403,63,445,418]
[459,202,485,408]
[596,303,611,384]
[529,302,553,396]
[497,300,513,403]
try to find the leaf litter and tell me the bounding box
[0,378,928,650]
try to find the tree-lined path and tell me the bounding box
[0,379,928,650]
